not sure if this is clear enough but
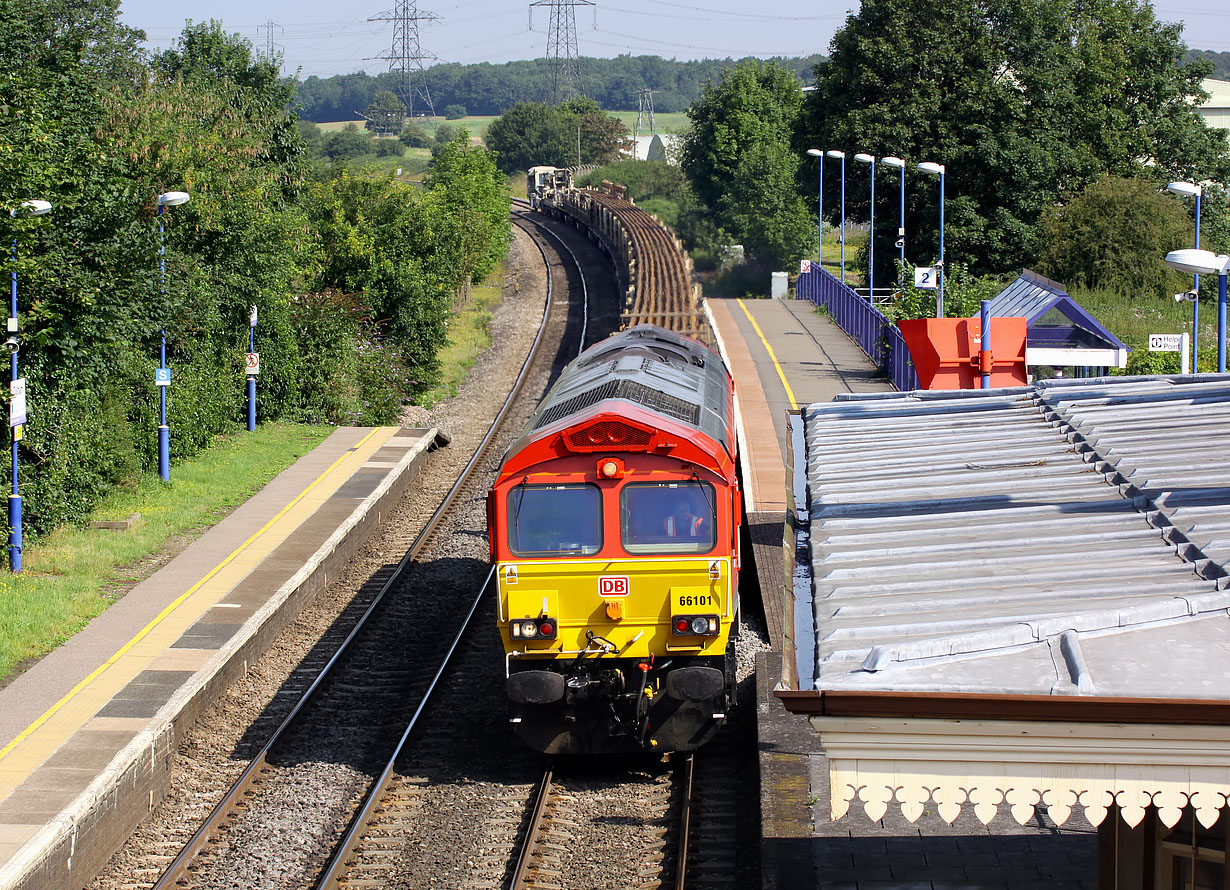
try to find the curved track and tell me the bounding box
[535,186,710,341]
[143,208,590,890]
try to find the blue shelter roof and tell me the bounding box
[987,270,1129,352]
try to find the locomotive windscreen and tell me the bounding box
[620,482,716,554]
[507,484,602,556]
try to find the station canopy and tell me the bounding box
[780,375,1230,831]
[987,270,1128,371]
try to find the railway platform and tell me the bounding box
[0,424,442,890]
[706,295,1096,888]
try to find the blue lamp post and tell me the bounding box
[7,199,51,573]
[1166,181,1203,369]
[806,148,823,267]
[918,161,946,317]
[881,156,906,280]
[247,304,257,431]
[156,190,190,482]
[854,153,876,301]
[1165,249,1230,372]
[827,151,846,285]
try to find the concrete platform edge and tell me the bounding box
[702,299,755,513]
[0,426,439,890]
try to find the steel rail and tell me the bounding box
[315,209,576,889]
[675,753,695,890]
[507,764,556,890]
[151,206,562,890]
[513,196,590,354]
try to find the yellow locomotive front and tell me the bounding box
[489,326,741,754]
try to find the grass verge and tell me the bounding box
[0,422,331,683]
[420,258,509,407]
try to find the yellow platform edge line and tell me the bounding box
[0,427,390,765]
[736,298,799,410]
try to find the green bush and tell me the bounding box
[374,138,405,158]
[287,290,363,424]
[1038,176,1192,299]
[1124,348,1181,375]
[19,364,152,534]
[444,104,467,120]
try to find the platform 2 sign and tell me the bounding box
[914,267,937,289]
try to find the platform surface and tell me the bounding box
[0,425,437,889]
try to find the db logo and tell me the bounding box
[599,575,630,596]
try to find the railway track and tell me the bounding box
[98,201,756,890]
[141,208,591,890]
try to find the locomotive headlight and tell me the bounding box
[672,614,720,636]
[511,617,558,640]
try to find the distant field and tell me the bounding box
[312,110,688,139]
[610,111,688,133]
[313,117,491,145]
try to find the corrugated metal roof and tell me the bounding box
[986,270,1129,352]
[801,375,1230,698]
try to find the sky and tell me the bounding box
[117,0,1230,80]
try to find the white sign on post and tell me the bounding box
[1148,333,1191,373]
[914,266,937,290]
[1148,334,1183,352]
[155,367,171,387]
[245,352,260,376]
[9,378,26,428]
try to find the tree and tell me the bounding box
[1037,176,1192,297]
[444,104,467,120]
[719,141,815,270]
[486,102,573,172]
[800,0,1230,279]
[365,90,405,135]
[680,60,811,268]
[486,100,632,173]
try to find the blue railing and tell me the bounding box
[795,267,919,392]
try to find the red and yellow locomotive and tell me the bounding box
[488,325,742,753]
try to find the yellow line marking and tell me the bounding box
[0,428,386,765]
[737,298,798,410]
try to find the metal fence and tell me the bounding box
[795,267,919,392]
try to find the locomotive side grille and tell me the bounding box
[535,380,700,430]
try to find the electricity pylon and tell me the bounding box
[528,0,595,104]
[370,0,440,118]
[634,88,657,141]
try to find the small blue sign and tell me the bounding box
[155,367,171,387]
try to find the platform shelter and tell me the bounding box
[988,270,1129,375]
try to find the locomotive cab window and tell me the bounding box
[621,482,716,554]
[507,483,602,556]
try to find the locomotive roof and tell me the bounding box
[518,325,733,457]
